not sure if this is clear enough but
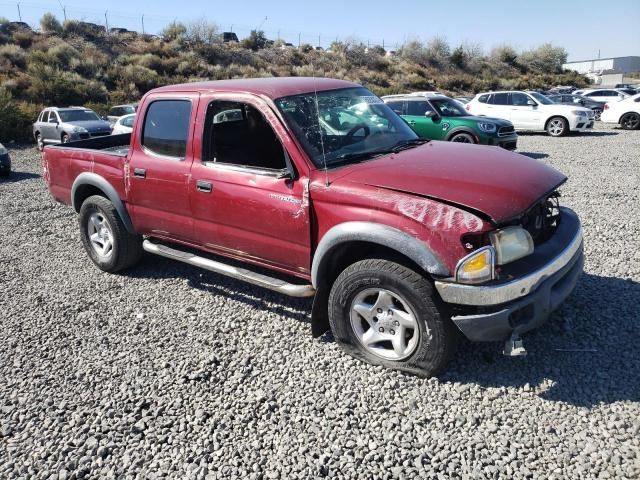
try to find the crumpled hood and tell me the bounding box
[332,141,566,223]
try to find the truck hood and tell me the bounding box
[332,141,566,223]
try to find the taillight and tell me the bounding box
[604,104,609,110]
[466,105,470,111]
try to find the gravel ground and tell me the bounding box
[1,123,639,480]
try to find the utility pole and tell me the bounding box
[104,10,109,35]
[298,32,301,48]
[141,14,145,35]
[230,24,233,32]
[17,3,22,22]
[57,1,66,21]
[318,34,321,48]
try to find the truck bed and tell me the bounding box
[48,133,131,157]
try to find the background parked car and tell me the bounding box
[454,96,474,104]
[600,93,640,130]
[383,93,518,149]
[547,94,606,120]
[33,107,112,150]
[111,113,136,135]
[572,89,629,104]
[467,90,594,136]
[0,143,11,177]
[106,104,137,126]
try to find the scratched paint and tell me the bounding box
[395,197,483,232]
[293,181,310,219]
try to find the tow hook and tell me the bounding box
[503,332,527,357]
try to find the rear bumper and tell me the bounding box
[435,207,583,341]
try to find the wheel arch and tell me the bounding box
[71,172,136,234]
[444,127,478,142]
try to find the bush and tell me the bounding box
[185,18,219,44]
[40,13,63,34]
[0,88,40,142]
[161,21,186,42]
[0,44,26,68]
[242,30,267,51]
[518,43,568,73]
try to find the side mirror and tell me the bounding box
[425,110,436,118]
[527,100,537,106]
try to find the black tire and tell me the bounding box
[35,132,44,151]
[0,170,9,178]
[620,112,640,130]
[592,108,602,121]
[61,133,70,144]
[78,195,142,273]
[546,116,568,137]
[328,259,457,377]
[450,132,476,143]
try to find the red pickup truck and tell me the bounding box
[42,78,584,376]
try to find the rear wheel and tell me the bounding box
[79,195,142,272]
[328,259,457,377]
[61,133,70,144]
[450,132,476,143]
[620,112,640,130]
[592,108,602,121]
[546,116,568,137]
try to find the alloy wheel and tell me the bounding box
[87,212,114,259]
[548,119,565,136]
[350,288,419,361]
[622,113,640,130]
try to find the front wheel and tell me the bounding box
[592,108,602,121]
[546,116,568,137]
[61,133,70,144]
[328,259,457,377]
[79,195,142,272]
[35,133,44,151]
[620,112,640,130]
[450,132,476,143]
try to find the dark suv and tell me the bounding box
[547,94,606,120]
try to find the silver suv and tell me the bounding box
[33,107,112,150]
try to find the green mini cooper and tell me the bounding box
[383,94,518,150]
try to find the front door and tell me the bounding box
[127,93,200,242]
[509,92,541,129]
[189,94,311,275]
[404,101,442,139]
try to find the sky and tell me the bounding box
[2,0,639,61]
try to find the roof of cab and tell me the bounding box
[151,77,359,99]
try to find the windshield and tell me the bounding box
[58,110,101,122]
[275,87,418,167]
[430,98,467,117]
[528,92,554,105]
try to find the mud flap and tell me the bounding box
[311,285,330,337]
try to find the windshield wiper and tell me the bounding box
[390,138,429,152]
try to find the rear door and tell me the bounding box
[127,93,200,242]
[189,93,311,274]
[487,93,511,121]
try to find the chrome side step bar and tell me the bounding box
[142,239,316,298]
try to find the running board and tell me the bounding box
[142,239,316,298]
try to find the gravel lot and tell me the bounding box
[1,123,639,480]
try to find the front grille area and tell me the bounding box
[498,125,515,137]
[520,191,561,245]
[90,132,111,137]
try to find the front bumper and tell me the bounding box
[484,133,518,150]
[435,207,583,341]
[569,115,595,131]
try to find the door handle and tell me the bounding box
[134,168,146,178]
[196,180,213,193]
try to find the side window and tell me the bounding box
[48,112,58,123]
[511,93,530,106]
[141,100,191,158]
[202,100,286,171]
[123,116,135,128]
[386,101,404,115]
[406,101,433,116]
[491,93,509,105]
[478,94,489,103]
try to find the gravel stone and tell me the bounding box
[1,124,639,479]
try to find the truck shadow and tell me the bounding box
[129,255,638,407]
[444,273,639,407]
[0,171,41,183]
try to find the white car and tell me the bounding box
[572,89,629,104]
[600,93,640,130]
[466,90,594,136]
[111,113,135,135]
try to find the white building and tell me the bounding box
[562,56,640,74]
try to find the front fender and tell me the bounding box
[311,221,448,289]
[71,172,135,234]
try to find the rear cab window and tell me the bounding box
[141,100,192,159]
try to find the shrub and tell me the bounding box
[161,21,186,42]
[0,88,40,141]
[518,43,568,73]
[242,30,267,51]
[0,44,26,68]
[185,18,219,44]
[40,13,63,34]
